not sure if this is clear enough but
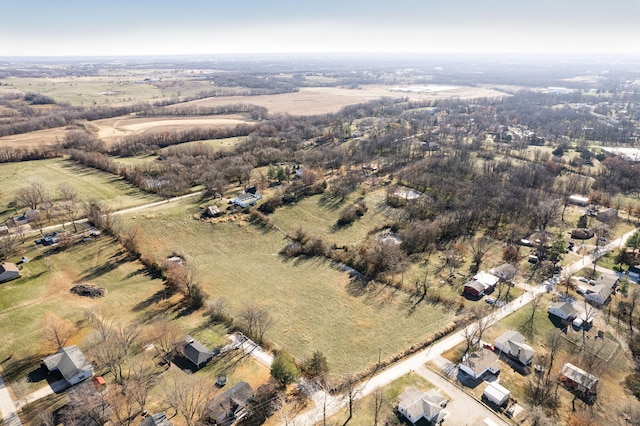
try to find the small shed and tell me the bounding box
[0,262,20,283]
[483,382,511,406]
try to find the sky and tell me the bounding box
[1,0,639,57]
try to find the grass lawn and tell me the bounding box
[0,158,160,222]
[124,198,458,376]
[324,373,434,426]
[269,189,392,247]
[0,236,166,396]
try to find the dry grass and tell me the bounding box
[172,85,507,116]
[123,198,459,375]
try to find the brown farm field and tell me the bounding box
[123,198,459,375]
[176,85,507,116]
[0,114,253,149]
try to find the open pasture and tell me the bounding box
[0,158,160,221]
[3,74,215,107]
[124,199,458,375]
[269,189,392,247]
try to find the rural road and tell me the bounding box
[0,374,23,426]
[291,287,542,425]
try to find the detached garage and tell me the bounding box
[483,382,511,407]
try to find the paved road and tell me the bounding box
[0,374,22,426]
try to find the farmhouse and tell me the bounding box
[459,348,501,379]
[41,345,93,387]
[397,387,449,425]
[548,301,579,321]
[494,330,535,365]
[483,382,511,407]
[0,262,20,283]
[181,336,215,369]
[490,263,517,281]
[463,271,500,297]
[559,363,598,396]
[203,381,254,426]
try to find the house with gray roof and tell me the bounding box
[141,412,173,426]
[397,387,449,425]
[41,345,93,387]
[459,348,501,379]
[548,301,579,321]
[181,335,215,369]
[204,381,254,426]
[494,330,535,366]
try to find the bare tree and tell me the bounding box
[58,183,81,232]
[164,375,214,426]
[15,179,49,210]
[341,373,360,426]
[462,305,492,356]
[239,303,273,344]
[40,312,77,350]
[0,230,18,261]
[467,236,495,274]
[145,317,184,366]
[372,387,386,426]
[166,262,199,299]
[533,198,561,231]
[592,222,612,274]
[521,293,544,339]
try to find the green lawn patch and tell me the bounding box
[0,158,160,222]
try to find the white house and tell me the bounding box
[483,382,511,406]
[0,262,20,283]
[42,346,93,387]
[463,271,500,297]
[459,348,501,379]
[584,271,618,306]
[494,330,535,365]
[548,301,579,321]
[397,387,448,425]
[234,187,262,208]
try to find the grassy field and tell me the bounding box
[0,158,160,222]
[0,236,167,394]
[269,189,392,247]
[5,75,215,107]
[124,198,459,375]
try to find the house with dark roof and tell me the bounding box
[203,381,254,426]
[0,262,20,283]
[494,330,535,365]
[181,336,215,369]
[459,348,501,379]
[397,387,449,425]
[41,345,93,387]
[141,412,173,426]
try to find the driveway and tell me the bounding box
[0,374,22,426]
[414,365,509,426]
